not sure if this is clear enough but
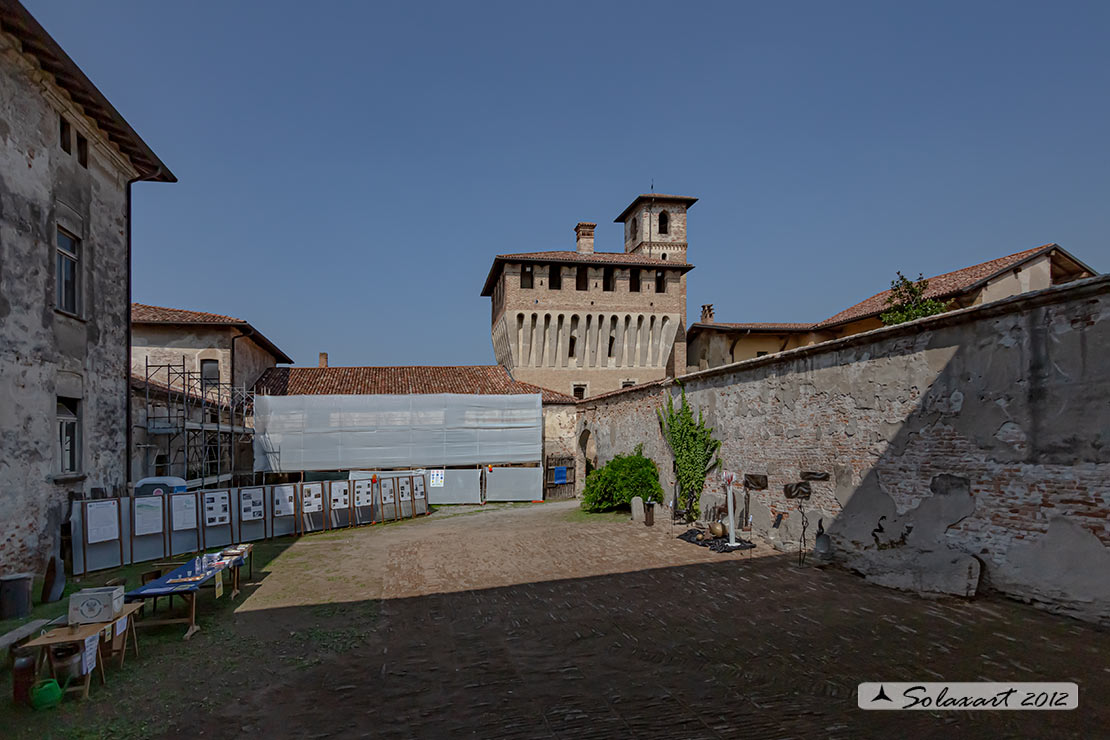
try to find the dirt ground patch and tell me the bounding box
[4,501,1108,738]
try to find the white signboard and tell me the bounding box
[273,485,296,517]
[398,477,412,501]
[85,500,119,544]
[413,475,426,499]
[354,479,375,508]
[204,490,231,527]
[381,478,396,504]
[429,469,445,488]
[81,634,98,675]
[240,487,265,522]
[171,494,198,531]
[330,481,350,509]
[133,497,163,537]
[302,483,324,514]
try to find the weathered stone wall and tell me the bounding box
[577,276,1110,623]
[0,33,137,574]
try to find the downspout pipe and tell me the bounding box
[125,166,165,493]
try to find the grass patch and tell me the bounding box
[564,508,631,523]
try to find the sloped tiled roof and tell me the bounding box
[692,322,813,332]
[614,193,698,223]
[131,303,293,364]
[0,1,174,181]
[814,244,1061,328]
[132,303,246,324]
[693,244,1096,336]
[255,365,576,404]
[481,251,692,296]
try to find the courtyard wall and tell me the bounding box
[577,275,1110,623]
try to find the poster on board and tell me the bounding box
[203,490,231,526]
[273,485,296,517]
[171,494,198,531]
[413,475,426,500]
[86,500,119,544]
[381,478,396,504]
[353,479,374,507]
[240,488,265,521]
[133,497,163,536]
[302,483,324,513]
[331,481,350,509]
[429,469,445,488]
[398,477,412,501]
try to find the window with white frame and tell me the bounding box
[56,229,80,314]
[57,397,80,473]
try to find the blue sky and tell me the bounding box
[27,0,1110,367]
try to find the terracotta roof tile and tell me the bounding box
[131,303,247,324]
[814,245,1056,328]
[254,366,576,404]
[692,322,813,332]
[130,303,294,364]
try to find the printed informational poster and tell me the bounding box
[171,494,198,531]
[302,483,324,513]
[353,479,375,508]
[273,485,296,517]
[413,475,426,499]
[429,469,445,488]
[133,497,164,537]
[398,477,412,501]
[204,490,231,527]
[240,487,265,522]
[81,634,98,675]
[85,500,119,544]
[331,481,350,509]
[115,616,128,637]
[381,478,396,504]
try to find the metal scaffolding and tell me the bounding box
[141,357,255,489]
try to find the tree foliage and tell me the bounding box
[657,387,721,519]
[879,271,952,326]
[580,444,664,512]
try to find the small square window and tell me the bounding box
[572,384,586,400]
[76,132,88,168]
[59,116,71,153]
[756,351,768,357]
[621,380,636,388]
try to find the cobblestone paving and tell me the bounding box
[194,501,1109,739]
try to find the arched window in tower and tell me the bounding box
[658,210,669,234]
[630,216,638,241]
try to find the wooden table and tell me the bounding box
[22,601,142,700]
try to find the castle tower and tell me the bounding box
[481,194,695,398]
[614,193,698,263]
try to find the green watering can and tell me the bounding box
[30,679,65,710]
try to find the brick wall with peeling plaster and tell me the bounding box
[577,275,1110,624]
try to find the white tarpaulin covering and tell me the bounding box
[253,393,542,472]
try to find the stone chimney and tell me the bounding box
[318,352,328,368]
[700,304,715,323]
[575,222,596,255]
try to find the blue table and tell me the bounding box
[125,545,253,639]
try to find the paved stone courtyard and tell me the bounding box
[184,501,1107,739]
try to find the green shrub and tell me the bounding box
[580,444,664,512]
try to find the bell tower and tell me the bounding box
[614,193,697,263]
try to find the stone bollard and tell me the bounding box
[630,496,645,523]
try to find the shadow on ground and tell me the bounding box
[167,552,1107,740]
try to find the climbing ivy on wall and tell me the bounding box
[657,386,721,520]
